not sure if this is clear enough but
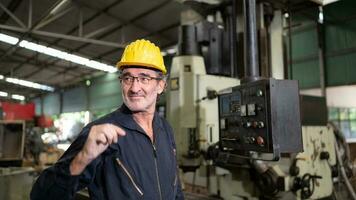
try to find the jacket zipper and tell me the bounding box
[152,144,163,200]
[116,158,144,196]
[174,173,177,186]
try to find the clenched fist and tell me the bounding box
[70,124,126,175]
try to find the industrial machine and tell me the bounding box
[0,120,26,167]
[167,0,355,199]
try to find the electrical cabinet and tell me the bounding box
[218,78,302,160]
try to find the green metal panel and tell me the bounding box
[291,28,318,60]
[325,22,356,52]
[89,93,122,111]
[43,93,60,115]
[289,0,356,88]
[89,81,121,98]
[292,60,320,88]
[89,74,123,112]
[91,73,119,85]
[324,0,356,20]
[327,52,356,86]
[63,86,87,113]
[292,7,318,24]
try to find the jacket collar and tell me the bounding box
[113,104,163,135]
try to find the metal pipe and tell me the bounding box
[28,0,32,28]
[84,23,119,39]
[242,0,260,83]
[0,24,125,48]
[288,10,293,79]
[0,2,26,28]
[78,9,83,37]
[228,0,238,78]
[317,7,326,97]
[34,6,74,30]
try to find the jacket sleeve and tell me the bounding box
[30,126,100,200]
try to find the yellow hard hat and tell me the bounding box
[116,39,167,74]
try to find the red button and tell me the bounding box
[256,136,264,146]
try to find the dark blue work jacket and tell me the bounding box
[31,105,184,200]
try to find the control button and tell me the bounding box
[247,104,256,116]
[252,121,258,128]
[258,121,264,128]
[244,121,251,128]
[256,136,265,146]
[244,137,255,144]
[240,105,247,116]
[220,118,226,129]
[256,89,263,97]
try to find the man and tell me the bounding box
[31,39,184,200]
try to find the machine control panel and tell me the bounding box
[218,78,302,160]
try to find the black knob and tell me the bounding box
[320,151,330,160]
[290,165,300,176]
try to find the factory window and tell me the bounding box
[329,107,356,142]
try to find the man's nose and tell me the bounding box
[129,78,141,92]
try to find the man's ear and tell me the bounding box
[157,81,167,94]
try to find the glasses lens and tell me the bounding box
[139,77,150,84]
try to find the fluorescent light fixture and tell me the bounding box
[309,0,339,5]
[11,94,25,101]
[161,46,177,56]
[5,77,55,91]
[17,38,117,73]
[0,90,25,101]
[0,74,4,79]
[167,48,177,54]
[0,33,19,45]
[0,91,8,97]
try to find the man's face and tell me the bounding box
[120,68,165,113]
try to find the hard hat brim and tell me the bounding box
[116,62,167,74]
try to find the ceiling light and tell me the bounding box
[5,77,55,91]
[167,48,177,54]
[11,94,25,101]
[0,90,25,101]
[17,38,117,73]
[0,74,4,79]
[309,0,339,5]
[0,91,8,97]
[0,33,19,45]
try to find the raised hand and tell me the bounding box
[70,124,126,175]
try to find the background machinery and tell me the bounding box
[167,0,355,199]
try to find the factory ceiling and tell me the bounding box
[0,0,319,100]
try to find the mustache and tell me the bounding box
[128,91,145,97]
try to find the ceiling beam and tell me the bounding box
[77,0,174,42]
[0,49,86,78]
[0,24,125,48]
[15,1,176,84]
[95,21,180,60]
[4,0,124,76]
[0,1,26,28]
[0,0,23,23]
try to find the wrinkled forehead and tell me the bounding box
[121,66,160,76]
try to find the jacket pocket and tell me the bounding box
[116,158,144,197]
